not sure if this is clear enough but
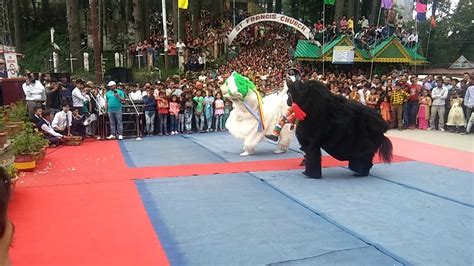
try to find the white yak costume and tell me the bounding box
[222,72,294,156]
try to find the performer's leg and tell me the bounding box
[303,148,322,179]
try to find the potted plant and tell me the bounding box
[12,124,40,171]
[2,161,19,189]
[6,102,28,135]
[0,111,7,147]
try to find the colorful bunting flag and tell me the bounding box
[178,0,188,9]
[381,0,393,9]
[324,0,335,6]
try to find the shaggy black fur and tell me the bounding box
[288,80,393,178]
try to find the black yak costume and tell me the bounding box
[287,80,393,178]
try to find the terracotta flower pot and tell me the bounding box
[14,154,36,172]
[0,131,7,147]
[64,136,83,146]
[39,147,46,160]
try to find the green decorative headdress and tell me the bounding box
[223,72,266,131]
[225,72,256,99]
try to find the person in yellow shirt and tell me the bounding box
[348,17,354,35]
[390,83,410,129]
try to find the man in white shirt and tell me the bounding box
[129,84,143,101]
[72,79,86,114]
[22,73,46,116]
[52,103,73,136]
[429,80,449,131]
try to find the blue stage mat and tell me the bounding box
[120,136,225,167]
[136,173,401,265]
[120,132,306,167]
[370,161,474,207]
[254,167,474,265]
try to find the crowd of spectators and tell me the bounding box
[21,22,473,148]
[128,9,237,71]
[295,69,473,134]
[311,11,419,51]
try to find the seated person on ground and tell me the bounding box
[51,103,72,136]
[30,107,43,125]
[37,110,63,147]
[71,108,86,138]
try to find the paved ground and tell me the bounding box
[386,129,473,152]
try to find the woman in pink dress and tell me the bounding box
[417,89,432,130]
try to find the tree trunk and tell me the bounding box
[21,0,29,31]
[41,0,50,27]
[370,0,379,24]
[275,0,282,13]
[66,0,83,72]
[266,0,273,13]
[347,0,355,19]
[142,0,150,39]
[290,0,297,18]
[191,0,198,38]
[354,0,360,22]
[172,0,178,40]
[12,0,23,52]
[133,0,144,41]
[125,0,132,22]
[334,0,345,23]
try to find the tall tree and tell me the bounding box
[369,0,379,24]
[267,0,273,13]
[191,0,199,38]
[12,0,23,51]
[347,0,355,19]
[66,0,83,72]
[172,0,178,40]
[334,0,345,23]
[133,0,144,41]
[41,0,50,27]
[275,0,282,13]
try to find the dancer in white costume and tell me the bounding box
[222,72,294,156]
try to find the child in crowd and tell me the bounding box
[178,94,186,133]
[143,89,156,136]
[204,89,215,132]
[169,95,180,135]
[417,89,431,130]
[214,92,225,131]
[157,91,169,135]
[184,94,194,133]
[380,96,391,124]
[193,90,205,132]
[446,91,465,133]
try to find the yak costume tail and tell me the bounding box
[378,136,393,163]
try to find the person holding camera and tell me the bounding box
[22,72,46,117]
[105,81,125,140]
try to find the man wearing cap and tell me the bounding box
[105,81,126,140]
